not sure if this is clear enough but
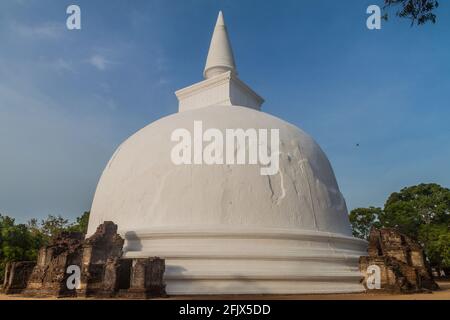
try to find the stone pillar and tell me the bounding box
[2,262,11,291]
[126,259,147,298]
[101,258,121,297]
[124,258,166,298]
[145,257,166,297]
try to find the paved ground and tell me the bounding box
[1,281,449,300]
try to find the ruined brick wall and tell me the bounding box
[24,232,84,297]
[2,221,166,299]
[1,261,36,294]
[360,228,439,293]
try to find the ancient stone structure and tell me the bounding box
[119,258,166,298]
[24,231,85,297]
[77,222,124,297]
[1,222,166,298]
[2,261,36,295]
[359,228,439,293]
[87,11,367,295]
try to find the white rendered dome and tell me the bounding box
[88,12,367,294]
[89,105,353,236]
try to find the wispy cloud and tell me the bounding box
[52,58,76,73]
[88,54,113,71]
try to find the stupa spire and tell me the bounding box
[176,11,263,112]
[203,11,237,79]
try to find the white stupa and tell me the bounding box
[88,12,367,294]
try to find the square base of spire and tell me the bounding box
[175,71,264,112]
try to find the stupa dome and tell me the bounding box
[87,11,367,294]
[88,105,353,236]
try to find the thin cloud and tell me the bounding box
[53,58,76,73]
[88,54,113,71]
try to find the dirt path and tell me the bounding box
[1,281,449,300]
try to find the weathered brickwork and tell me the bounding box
[2,261,36,294]
[1,222,166,299]
[24,231,85,297]
[360,228,439,293]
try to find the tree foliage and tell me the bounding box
[349,207,382,239]
[383,0,439,26]
[67,211,90,234]
[349,183,450,270]
[382,183,449,237]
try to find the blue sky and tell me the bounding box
[0,0,449,223]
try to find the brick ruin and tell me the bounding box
[359,227,439,293]
[1,222,166,299]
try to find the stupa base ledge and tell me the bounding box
[164,280,366,295]
[121,227,366,295]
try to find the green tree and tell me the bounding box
[38,214,71,240]
[26,218,48,252]
[382,0,439,26]
[419,224,450,271]
[349,207,383,239]
[68,211,90,234]
[381,183,450,239]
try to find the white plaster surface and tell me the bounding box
[89,106,353,235]
[176,71,264,112]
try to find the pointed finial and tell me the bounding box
[203,11,237,79]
